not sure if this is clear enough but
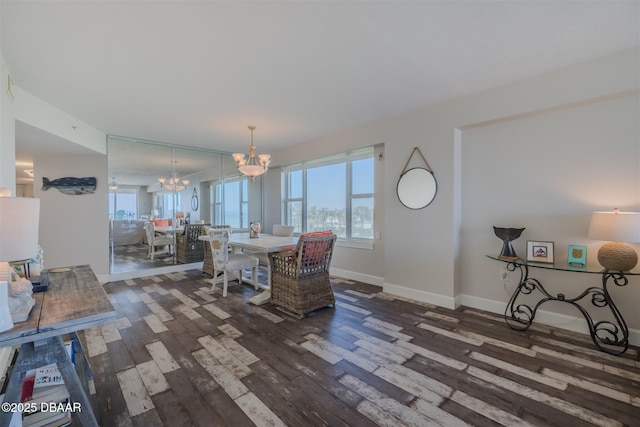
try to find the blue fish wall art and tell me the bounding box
[42,177,97,195]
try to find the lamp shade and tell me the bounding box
[0,197,40,262]
[588,210,640,271]
[588,211,640,243]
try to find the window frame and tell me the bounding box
[109,187,139,220]
[282,148,374,248]
[211,175,250,230]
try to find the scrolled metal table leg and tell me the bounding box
[589,272,629,355]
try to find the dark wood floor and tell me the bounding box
[111,244,177,273]
[83,269,640,426]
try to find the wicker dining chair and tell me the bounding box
[269,231,337,318]
[176,223,210,264]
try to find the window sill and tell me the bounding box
[336,239,374,250]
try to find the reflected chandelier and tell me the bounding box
[158,165,189,191]
[233,125,270,182]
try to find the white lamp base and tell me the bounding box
[0,281,14,332]
[597,242,638,272]
[10,296,35,322]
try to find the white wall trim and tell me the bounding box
[330,267,383,287]
[383,281,457,310]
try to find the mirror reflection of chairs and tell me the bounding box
[176,223,210,264]
[144,222,174,260]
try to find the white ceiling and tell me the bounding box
[2,1,639,173]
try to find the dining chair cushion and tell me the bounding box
[291,230,332,264]
[226,254,259,270]
[298,230,332,239]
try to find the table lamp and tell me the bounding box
[0,190,40,327]
[588,209,640,272]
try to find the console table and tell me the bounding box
[0,265,116,426]
[487,255,639,355]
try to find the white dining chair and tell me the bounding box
[144,222,174,260]
[272,225,294,237]
[207,228,259,297]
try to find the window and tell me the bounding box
[212,177,249,229]
[156,192,181,220]
[109,188,138,220]
[283,148,374,242]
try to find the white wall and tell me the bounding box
[2,39,638,343]
[267,129,387,285]
[0,54,16,192]
[34,153,109,276]
[268,47,640,342]
[461,93,639,332]
[14,86,105,155]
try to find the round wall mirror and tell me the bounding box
[191,188,199,211]
[397,167,437,209]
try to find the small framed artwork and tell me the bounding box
[527,241,554,264]
[568,245,587,267]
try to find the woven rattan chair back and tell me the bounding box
[176,223,210,264]
[270,233,337,318]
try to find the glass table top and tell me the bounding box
[486,254,640,275]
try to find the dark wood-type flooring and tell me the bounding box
[81,269,640,426]
[110,244,177,274]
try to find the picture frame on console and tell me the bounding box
[568,245,587,267]
[527,240,554,264]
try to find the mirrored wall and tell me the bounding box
[108,136,263,274]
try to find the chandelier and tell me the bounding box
[232,125,271,182]
[158,165,189,191]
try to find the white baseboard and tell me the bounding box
[382,281,457,310]
[355,285,640,348]
[460,293,640,347]
[330,268,384,286]
[100,264,640,348]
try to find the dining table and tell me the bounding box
[199,232,299,305]
[155,225,184,235]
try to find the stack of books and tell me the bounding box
[20,363,72,427]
